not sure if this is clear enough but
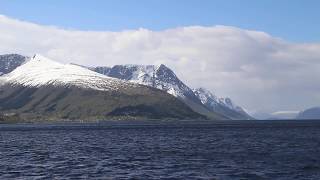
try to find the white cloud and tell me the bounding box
[1,15,320,115]
[271,111,300,116]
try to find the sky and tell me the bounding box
[1,0,320,42]
[0,0,320,117]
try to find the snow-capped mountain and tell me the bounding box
[92,64,228,119]
[0,53,251,120]
[0,54,27,75]
[2,54,138,91]
[193,88,246,114]
[93,64,200,101]
[93,64,251,120]
[193,88,253,120]
[0,54,204,121]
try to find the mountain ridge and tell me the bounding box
[92,64,252,120]
[0,55,205,122]
[193,88,252,120]
[0,53,252,120]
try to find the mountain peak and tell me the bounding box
[32,54,43,59]
[156,64,167,69]
[95,63,196,98]
[3,54,136,91]
[31,54,43,61]
[30,54,59,64]
[156,64,171,72]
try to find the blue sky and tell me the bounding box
[0,0,319,42]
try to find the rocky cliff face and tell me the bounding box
[94,64,201,102]
[0,54,27,75]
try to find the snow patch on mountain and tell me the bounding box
[127,65,157,85]
[193,87,219,105]
[2,54,138,91]
[93,64,251,119]
[94,64,197,99]
[193,87,248,114]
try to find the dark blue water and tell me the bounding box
[0,120,320,179]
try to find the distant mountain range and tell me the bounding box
[296,107,320,120]
[254,107,320,120]
[0,54,253,122]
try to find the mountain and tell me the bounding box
[0,54,251,120]
[0,55,205,122]
[92,64,251,120]
[94,64,201,101]
[296,107,320,120]
[92,65,227,119]
[0,54,27,75]
[193,88,253,120]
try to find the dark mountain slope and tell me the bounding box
[0,84,205,122]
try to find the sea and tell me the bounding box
[0,120,320,179]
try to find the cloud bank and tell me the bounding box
[1,15,320,114]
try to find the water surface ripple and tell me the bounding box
[0,121,320,179]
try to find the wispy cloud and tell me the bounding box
[271,111,300,116]
[1,15,320,114]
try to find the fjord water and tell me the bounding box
[0,121,320,179]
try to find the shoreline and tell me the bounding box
[0,119,320,131]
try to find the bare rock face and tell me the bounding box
[0,54,27,75]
